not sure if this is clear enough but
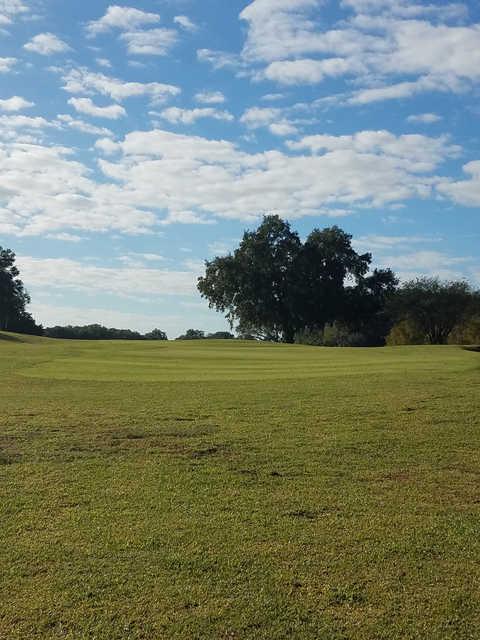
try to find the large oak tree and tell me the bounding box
[197,215,397,343]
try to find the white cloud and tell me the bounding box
[94,137,120,155]
[437,161,480,206]
[197,49,242,70]
[0,96,33,111]
[269,122,298,136]
[240,106,278,127]
[0,141,156,236]
[407,112,442,124]
[341,0,467,21]
[0,114,56,132]
[56,114,114,137]
[375,250,474,281]
[353,234,441,251]
[194,90,226,105]
[174,15,198,32]
[86,5,160,36]
[236,0,480,105]
[18,256,199,298]
[95,127,459,223]
[159,107,234,124]
[261,93,285,102]
[0,0,28,24]
[24,32,70,55]
[241,107,298,136]
[0,57,17,72]
[288,130,459,171]
[62,67,180,103]
[261,57,360,85]
[96,57,112,68]
[68,97,126,120]
[120,27,177,56]
[0,128,470,239]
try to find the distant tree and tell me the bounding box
[144,329,168,341]
[206,331,235,339]
[390,278,479,345]
[176,329,205,340]
[44,324,167,340]
[198,216,397,344]
[0,246,42,334]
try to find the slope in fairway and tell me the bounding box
[1,334,479,639]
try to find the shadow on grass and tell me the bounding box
[463,345,480,353]
[0,332,24,343]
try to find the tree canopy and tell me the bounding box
[44,325,168,341]
[388,277,480,345]
[0,246,42,335]
[198,215,397,344]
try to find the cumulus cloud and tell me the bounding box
[174,15,198,32]
[0,141,156,236]
[68,97,126,119]
[56,114,114,137]
[86,5,160,36]
[86,6,178,56]
[62,67,180,103]
[197,49,242,70]
[261,57,361,85]
[17,256,199,298]
[96,58,112,69]
[0,57,17,72]
[158,107,234,124]
[94,137,121,155]
[240,106,297,136]
[437,161,480,206]
[232,0,480,105]
[96,128,459,223]
[0,128,471,239]
[194,90,226,105]
[407,113,442,124]
[120,28,177,56]
[0,0,28,24]
[288,130,460,172]
[24,32,71,55]
[0,96,33,111]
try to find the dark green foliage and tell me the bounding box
[144,328,168,341]
[389,277,479,345]
[198,216,302,343]
[176,329,206,340]
[0,246,42,335]
[206,331,235,339]
[198,216,397,344]
[45,325,168,341]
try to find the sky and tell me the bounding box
[0,0,479,337]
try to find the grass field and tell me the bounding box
[1,333,479,639]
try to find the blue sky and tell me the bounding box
[1,0,479,337]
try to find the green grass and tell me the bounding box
[1,333,479,639]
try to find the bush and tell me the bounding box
[295,323,368,347]
[295,327,324,346]
[386,320,425,345]
[448,316,480,345]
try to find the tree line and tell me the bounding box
[2,223,480,346]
